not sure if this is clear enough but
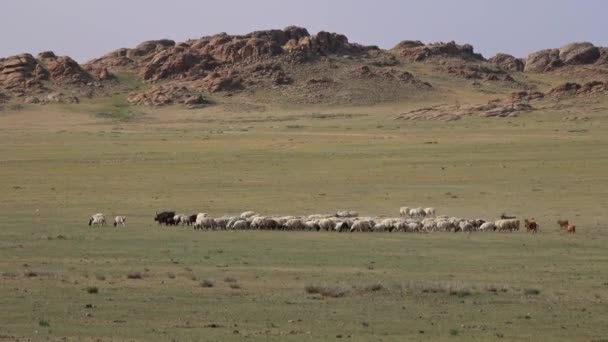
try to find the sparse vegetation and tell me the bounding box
[86,286,99,294]
[126,272,143,280]
[224,276,237,283]
[524,288,541,296]
[305,285,350,298]
[200,280,214,288]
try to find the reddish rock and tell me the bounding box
[392,40,484,61]
[559,42,600,65]
[40,55,91,84]
[524,49,563,72]
[488,53,525,72]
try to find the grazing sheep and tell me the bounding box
[284,218,307,231]
[251,217,280,230]
[240,211,257,219]
[336,211,358,218]
[557,220,569,230]
[424,207,436,218]
[524,219,539,233]
[89,213,106,227]
[500,213,516,220]
[409,207,426,219]
[180,214,194,226]
[335,219,353,232]
[231,219,249,230]
[319,219,337,232]
[214,216,232,230]
[374,219,396,232]
[436,220,453,232]
[350,220,374,233]
[154,211,176,226]
[459,220,475,233]
[195,217,216,230]
[305,220,321,231]
[113,216,126,227]
[479,222,496,231]
[399,207,411,217]
[495,219,520,232]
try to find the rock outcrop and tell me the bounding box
[392,40,484,61]
[548,81,607,97]
[489,53,525,72]
[558,42,600,65]
[396,100,534,121]
[127,85,209,107]
[0,54,47,91]
[525,42,603,72]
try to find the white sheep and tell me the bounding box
[240,211,257,219]
[89,213,106,226]
[479,222,496,231]
[495,219,520,232]
[424,207,436,218]
[113,216,126,227]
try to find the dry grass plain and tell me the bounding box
[1,94,607,341]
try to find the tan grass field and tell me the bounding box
[1,94,607,340]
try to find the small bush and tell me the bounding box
[224,276,237,283]
[95,274,106,281]
[449,289,472,298]
[126,272,143,280]
[229,283,241,289]
[305,285,349,298]
[524,288,541,296]
[200,280,214,288]
[450,328,460,336]
[363,283,384,292]
[167,272,176,279]
[38,319,50,327]
[86,286,99,294]
[24,270,38,278]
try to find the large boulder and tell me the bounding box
[127,85,209,107]
[596,47,608,65]
[558,42,600,65]
[524,49,563,72]
[0,53,47,90]
[488,53,525,72]
[140,49,218,81]
[127,39,175,59]
[38,54,91,84]
[392,40,484,61]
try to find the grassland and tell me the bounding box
[1,94,608,341]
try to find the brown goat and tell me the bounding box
[524,219,539,233]
[557,220,569,230]
[565,224,576,234]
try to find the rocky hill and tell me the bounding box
[1,26,607,110]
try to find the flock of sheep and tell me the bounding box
[87,206,573,234]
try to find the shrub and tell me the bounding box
[126,272,143,280]
[524,288,541,296]
[305,285,349,298]
[224,276,237,283]
[200,280,214,288]
[86,286,99,294]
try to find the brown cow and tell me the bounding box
[524,219,539,233]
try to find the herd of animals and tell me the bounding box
[87,207,577,234]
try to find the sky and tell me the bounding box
[1,0,606,63]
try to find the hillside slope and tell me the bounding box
[1,26,608,118]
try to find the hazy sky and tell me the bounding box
[2,0,606,62]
